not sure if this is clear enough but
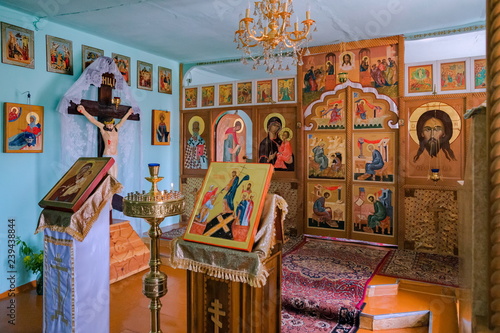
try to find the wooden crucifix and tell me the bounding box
[67,72,139,212]
[67,72,140,158]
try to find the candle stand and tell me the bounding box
[123,163,185,333]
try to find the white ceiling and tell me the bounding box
[0,0,486,65]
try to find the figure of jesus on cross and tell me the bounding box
[77,104,134,179]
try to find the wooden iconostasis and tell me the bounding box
[181,35,484,253]
[300,36,403,246]
[180,105,302,233]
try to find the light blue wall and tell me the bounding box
[0,5,180,293]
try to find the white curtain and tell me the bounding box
[56,56,143,229]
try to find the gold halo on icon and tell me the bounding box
[279,127,293,140]
[263,113,285,132]
[408,102,461,144]
[233,118,245,133]
[188,116,205,136]
[26,112,38,124]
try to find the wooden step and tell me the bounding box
[357,327,429,333]
[362,275,458,332]
[398,279,456,297]
[366,282,399,297]
[360,310,430,331]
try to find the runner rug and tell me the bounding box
[377,249,459,287]
[281,237,390,333]
[160,226,186,240]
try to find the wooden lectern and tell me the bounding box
[186,244,282,332]
[36,158,122,333]
[171,194,286,333]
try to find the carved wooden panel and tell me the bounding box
[109,220,149,283]
[401,97,466,186]
[403,189,458,255]
[187,249,281,332]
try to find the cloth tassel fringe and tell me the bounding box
[170,258,269,288]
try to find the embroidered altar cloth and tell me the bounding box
[36,175,122,241]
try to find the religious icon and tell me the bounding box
[184,87,198,108]
[352,185,395,236]
[408,101,463,181]
[183,162,274,251]
[112,53,131,86]
[184,116,208,169]
[412,110,457,162]
[201,86,215,107]
[353,132,394,182]
[39,157,115,212]
[307,182,345,231]
[473,58,486,90]
[237,82,252,104]
[152,109,170,146]
[215,112,247,163]
[256,80,272,103]
[4,102,44,153]
[307,133,346,179]
[46,35,73,75]
[137,60,153,91]
[82,45,103,71]
[307,92,346,130]
[339,51,354,71]
[219,84,233,106]
[440,60,467,92]
[258,113,294,171]
[1,22,34,69]
[352,91,388,129]
[407,64,434,93]
[158,66,172,94]
[277,78,295,102]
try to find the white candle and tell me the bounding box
[246,8,250,17]
[306,10,310,20]
[171,182,174,190]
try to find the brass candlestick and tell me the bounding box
[123,163,185,333]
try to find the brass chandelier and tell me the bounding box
[234,0,315,74]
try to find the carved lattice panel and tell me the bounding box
[404,189,458,255]
[268,181,298,233]
[181,177,204,219]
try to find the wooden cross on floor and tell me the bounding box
[67,72,140,157]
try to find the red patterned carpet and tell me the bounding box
[378,249,459,287]
[281,238,390,333]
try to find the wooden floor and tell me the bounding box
[0,235,459,332]
[0,269,459,333]
[0,264,186,333]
